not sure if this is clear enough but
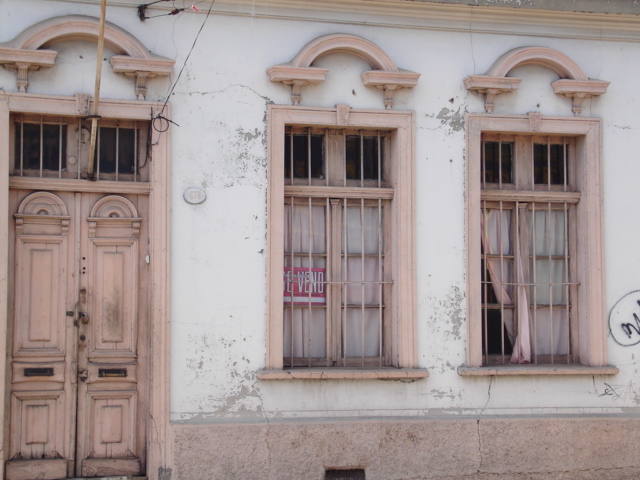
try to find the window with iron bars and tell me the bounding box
[283,127,392,367]
[480,133,580,365]
[10,114,149,182]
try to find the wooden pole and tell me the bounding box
[87,0,107,180]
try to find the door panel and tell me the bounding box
[7,190,148,480]
[14,237,67,356]
[90,240,137,355]
[9,391,66,458]
[76,194,145,477]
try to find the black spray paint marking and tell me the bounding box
[609,291,640,347]
[598,381,639,403]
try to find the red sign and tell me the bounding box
[283,267,326,305]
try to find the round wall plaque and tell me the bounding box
[184,187,206,205]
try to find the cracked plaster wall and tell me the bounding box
[3,0,640,456]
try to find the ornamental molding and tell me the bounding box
[267,33,420,109]
[0,15,174,99]
[47,0,640,41]
[464,46,610,115]
[88,195,141,238]
[15,191,70,236]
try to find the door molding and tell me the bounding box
[0,92,172,480]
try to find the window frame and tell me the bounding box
[9,113,149,182]
[480,135,579,365]
[266,105,417,371]
[466,113,607,369]
[283,127,392,367]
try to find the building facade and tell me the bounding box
[1,0,640,479]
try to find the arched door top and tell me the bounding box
[465,46,609,116]
[0,15,174,99]
[268,33,420,109]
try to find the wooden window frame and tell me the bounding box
[480,133,578,365]
[283,127,391,368]
[9,113,149,182]
[465,113,608,369]
[265,105,417,372]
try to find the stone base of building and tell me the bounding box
[172,416,640,480]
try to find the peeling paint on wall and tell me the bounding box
[436,107,466,132]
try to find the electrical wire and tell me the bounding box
[150,0,215,133]
[139,2,206,25]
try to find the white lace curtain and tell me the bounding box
[283,203,383,361]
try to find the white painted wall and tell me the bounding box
[2,0,640,423]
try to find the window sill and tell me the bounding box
[257,367,429,380]
[457,364,619,376]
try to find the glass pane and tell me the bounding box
[529,259,567,305]
[283,308,326,358]
[344,257,383,305]
[14,123,66,172]
[344,308,381,357]
[284,133,324,179]
[529,209,566,257]
[118,128,136,174]
[42,124,66,171]
[343,206,383,255]
[483,209,512,256]
[99,127,117,173]
[534,143,567,185]
[345,135,382,181]
[482,259,513,305]
[17,123,41,170]
[284,204,326,254]
[482,308,513,356]
[483,141,513,184]
[530,307,569,355]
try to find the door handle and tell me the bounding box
[78,312,89,324]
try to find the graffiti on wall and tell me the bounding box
[609,290,640,347]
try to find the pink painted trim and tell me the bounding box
[465,113,607,368]
[4,15,155,58]
[267,34,419,108]
[458,365,618,376]
[0,16,174,97]
[257,368,428,380]
[464,47,609,115]
[266,105,416,370]
[290,33,399,71]
[487,47,589,81]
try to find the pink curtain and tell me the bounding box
[482,207,531,363]
[482,206,569,363]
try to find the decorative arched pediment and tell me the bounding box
[464,46,609,116]
[15,192,70,235]
[88,196,141,238]
[268,34,420,109]
[0,15,174,99]
[18,191,69,216]
[90,195,139,219]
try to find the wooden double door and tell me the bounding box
[6,188,149,480]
